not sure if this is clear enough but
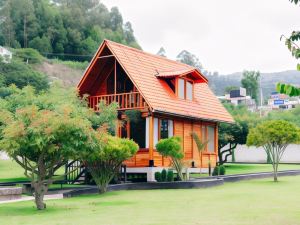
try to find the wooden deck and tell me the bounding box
[88,92,148,111]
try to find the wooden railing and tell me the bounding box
[88,92,147,111]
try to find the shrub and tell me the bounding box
[161,169,167,182]
[167,170,174,182]
[219,165,226,175]
[14,48,43,64]
[155,171,162,182]
[156,137,185,180]
[212,166,220,176]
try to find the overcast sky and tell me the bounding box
[102,0,300,74]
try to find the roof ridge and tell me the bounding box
[104,39,195,69]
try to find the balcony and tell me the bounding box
[88,92,148,111]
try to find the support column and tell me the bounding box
[148,116,154,166]
[114,59,117,97]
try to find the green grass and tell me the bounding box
[225,163,300,175]
[1,176,300,225]
[0,160,65,183]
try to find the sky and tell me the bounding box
[101,0,300,74]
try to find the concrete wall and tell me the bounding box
[231,144,300,163]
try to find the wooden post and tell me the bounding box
[149,116,154,161]
[114,59,117,98]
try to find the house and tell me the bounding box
[0,46,12,63]
[218,87,256,111]
[268,91,300,110]
[78,40,233,181]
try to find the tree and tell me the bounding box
[156,47,166,57]
[241,70,260,103]
[191,132,207,169]
[176,50,203,70]
[247,120,300,182]
[218,104,259,164]
[85,135,138,193]
[276,0,300,96]
[0,85,118,209]
[156,137,185,180]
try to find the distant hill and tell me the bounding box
[206,70,300,98]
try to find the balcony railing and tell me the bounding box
[88,92,147,111]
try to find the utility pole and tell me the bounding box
[259,74,263,117]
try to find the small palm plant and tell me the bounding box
[191,132,208,173]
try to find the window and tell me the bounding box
[178,78,185,99]
[207,126,215,153]
[177,78,193,100]
[160,119,169,139]
[186,81,193,100]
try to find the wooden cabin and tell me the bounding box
[78,40,233,181]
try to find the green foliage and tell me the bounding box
[224,86,239,94]
[124,110,142,123]
[212,166,219,176]
[156,137,185,181]
[167,170,174,182]
[155,171,162,182]
[176,50,202,70]
[50,59,89,70]
[0,60,49,91]
[278,1,300,96]
[14,48,43,64]
[218,104,260,164]
[0,84,118,209]
[241,70,260,103]
[86,135,138,193]
[219,165,226,175]
[276,82,300,97]
[0,0,141,61]
[266,106,300,127]
[247,120,300,181]
[161,169,167,182]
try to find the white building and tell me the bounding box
[218,87,256,111]
[0,46,12,63]
[267,91,300,110]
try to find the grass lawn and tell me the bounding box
[225,163,300,175]
[0,160,65,183]
[1,176,300,225]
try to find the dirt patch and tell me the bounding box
[34,61,84,87]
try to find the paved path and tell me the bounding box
[0,194,63,204]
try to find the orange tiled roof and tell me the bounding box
[80,40,234,123]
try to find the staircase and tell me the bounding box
[65,161,86,184]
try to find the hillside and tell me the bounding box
[207,70,300,98]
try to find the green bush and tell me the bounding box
[219,165,226,175]
[14,48,43,64]
[167,170,174,182]
[212,166,220,176]
[155,172,162,182]
[161,169,167,182]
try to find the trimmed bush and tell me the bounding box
[167,170,174,182]
[161,169,167,182]
[155,172,162,182]
[219,165,226,175]
[212,166,220,176]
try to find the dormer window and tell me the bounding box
[178,78,193,100]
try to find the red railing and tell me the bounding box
[88,92,147,111]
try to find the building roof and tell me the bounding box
[78,40,234,123]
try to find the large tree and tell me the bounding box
[0,85,117,210]
[247,120,300,182]
[176,50,203,70]
[218,104,259,164]
[241,70,260,104]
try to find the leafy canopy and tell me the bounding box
[247,120,300,148]
[156,136,183,160]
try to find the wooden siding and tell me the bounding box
[123,117,218,169]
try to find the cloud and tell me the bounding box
[102,0,300,74]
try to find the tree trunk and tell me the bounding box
[272,162,278,182]
[98,184,107,194]
[33,183,47,210]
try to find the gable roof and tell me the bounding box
[78,40,234,123]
